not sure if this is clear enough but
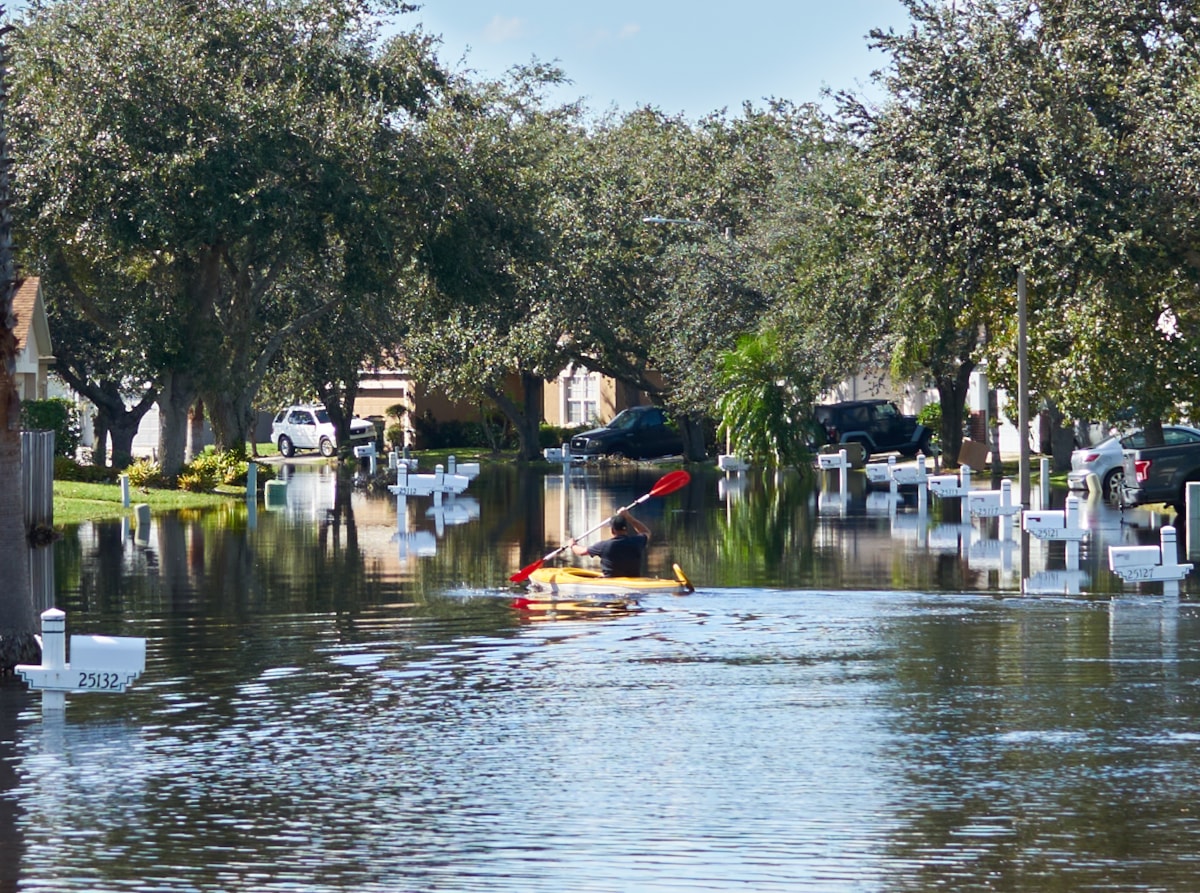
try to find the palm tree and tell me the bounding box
[0,10,37,671]
[716,330,817,469]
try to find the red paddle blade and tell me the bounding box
[509,559,543,583]
[649,469,691,497]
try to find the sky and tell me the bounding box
[407,1,914,119]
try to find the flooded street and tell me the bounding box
[3,462,1200,891]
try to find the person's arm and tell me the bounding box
[621,508,650,541]
[569,539,588,557]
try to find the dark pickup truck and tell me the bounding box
[1119,439,1200,513]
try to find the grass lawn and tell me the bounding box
[53,480,240,527]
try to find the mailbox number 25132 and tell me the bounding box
[77,671,123,690]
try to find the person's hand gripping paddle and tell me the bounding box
[509,470,691,583]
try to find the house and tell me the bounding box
[11,278,54,401]
[354,361,654,447]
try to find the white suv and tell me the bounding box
[271,405,375,458]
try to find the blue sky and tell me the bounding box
[406,0,913,119]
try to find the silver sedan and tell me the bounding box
[1067,425,1200,502]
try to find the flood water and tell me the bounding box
[5,461,1200,892]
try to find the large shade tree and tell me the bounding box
[401,64,582,461]
[12,0,446,475]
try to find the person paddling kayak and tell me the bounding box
[569,508,650,577]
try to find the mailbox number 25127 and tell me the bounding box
[77,671,123,690]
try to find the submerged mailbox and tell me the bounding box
[16,609,146,712]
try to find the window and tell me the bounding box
[563,366,598,426]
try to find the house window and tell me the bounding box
[563,366,598,426]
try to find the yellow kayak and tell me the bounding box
[524,563,693,597]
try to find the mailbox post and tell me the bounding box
[15,609,147,714]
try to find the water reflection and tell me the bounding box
[5,462,1200,891]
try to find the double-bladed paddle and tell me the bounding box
[509,469,691,583]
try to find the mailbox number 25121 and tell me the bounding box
[77,671,123,690]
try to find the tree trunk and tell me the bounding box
[203,390,250,453]
[680,412,708,462]
[0,381,37,670]
[519,374,543,460]
[485,375,542,461]
[92,411,109,466]
[935,360,975,469]
[0,22,38,670]
[187,397,205,461]
[1045,401,1075,472]
[157,370,196,478]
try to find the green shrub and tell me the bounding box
[181,449,276,489]
[21,397,82,458]
[917,403,942,446]
[125,458,167,489]
[54,456,118,483]
[539,423,588,449]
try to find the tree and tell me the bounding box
[12,0,446,475]
[0,7,37,670]
[401,64,581,461]
[551,105,795,459]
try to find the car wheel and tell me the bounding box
[278,435,294,458]
[848,439,872,463]
[319,437,335,458]
[1101,468,1124,503]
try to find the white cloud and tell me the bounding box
[483,15,526,44]
[618,23,640,40]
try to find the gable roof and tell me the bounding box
[12,277,51,357]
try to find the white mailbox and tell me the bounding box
[817,451,849,471]
[890,460,928,486]
[1108,526,1192,591]
[1022,510,1064,533]
[16,610,147,712]
[928,475,962,497]
[718,454,750,472]
[447,456,480,479]
[353,442,377,458]
[1023,497,1086,541]
[865,461,892,484]
[1108,546,1163,571]
[967,485,1021,517]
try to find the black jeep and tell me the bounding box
[813,399,931,462]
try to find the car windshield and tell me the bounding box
[607,410,641,430]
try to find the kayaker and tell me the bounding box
[569,508,650,577]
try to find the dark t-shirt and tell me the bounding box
[587,533,648,577]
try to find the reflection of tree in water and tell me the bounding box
[319,472,358,558]
[662,468,819,588]
[0,682,29,893]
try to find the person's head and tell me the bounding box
[610,515,628,535]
